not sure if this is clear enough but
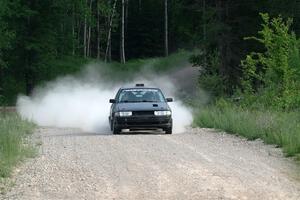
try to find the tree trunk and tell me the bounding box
[203,0,206,66]
[139,0,141,11]
[72,4,75,55]
[87,0,92,57]
[125,0,129,29]
[77,20,81,54]
[217,0,228,80]
[97,0,101,59]
[164,0,168,57]
[83,0,87,57]
[61,23,64,54]
[105,0,117,62]
[109,38,112,62]
[72,25,75,55]
[120,0,126,63]
[25,51,34,95]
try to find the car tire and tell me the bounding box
[110,119,113,131]
[165,127,172,134]
[112,120,120,135]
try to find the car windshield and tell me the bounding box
[118,89,165,103]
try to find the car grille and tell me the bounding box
[132,111,154,116]
[126,121,158,125]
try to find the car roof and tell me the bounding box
[119,87,161,90]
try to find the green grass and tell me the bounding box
[194,104,300,157]
[0,113,36,178]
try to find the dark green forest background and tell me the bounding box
[0,0,300,106]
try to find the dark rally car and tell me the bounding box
[109,84,173,134]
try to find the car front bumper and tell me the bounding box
[115,115,172,130]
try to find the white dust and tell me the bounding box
[17,63,193,134]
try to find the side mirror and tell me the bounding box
[166,98,173,102]
[109,99,116,103]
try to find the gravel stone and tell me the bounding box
[2,127,300,200]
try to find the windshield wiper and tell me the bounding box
[120,100,140,103]
[119,100,158,103]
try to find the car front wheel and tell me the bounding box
[109,119,113,131]
[112,120,121,135]
[164,127,172,134]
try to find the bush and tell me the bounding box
[241,13,300,110]
[0,114,35,177]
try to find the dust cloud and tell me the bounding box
[17,63,194,134]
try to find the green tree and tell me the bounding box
[0,1,15,69]
[241,13,300,109]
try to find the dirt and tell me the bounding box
[2,127,300,200]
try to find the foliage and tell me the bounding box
[191,12,300,160]
[241,13,300,110]
[190,1,300,97]
[190,49,225,97]
[0,0,300,104]
[0,113,35,177]
[0,1,15,69]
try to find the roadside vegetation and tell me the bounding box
[193,14,300,159]
[194,100,300,157]
[0,113,35,178]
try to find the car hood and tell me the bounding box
[116,102,170,111]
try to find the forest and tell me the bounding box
[0,0,299,106]
[0,0,299,102]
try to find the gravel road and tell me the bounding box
[2,127,300,200]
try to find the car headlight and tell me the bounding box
[115,111,132,117]
[154,110,171,116]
